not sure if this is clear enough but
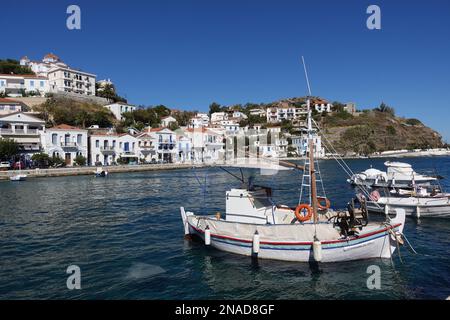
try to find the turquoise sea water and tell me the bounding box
[0,157,449,299]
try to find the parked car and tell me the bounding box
[0,161,10,171]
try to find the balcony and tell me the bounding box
[61,142,80,150]
[6,83,25,89]
[100,146,116,154]
[0,128,40,135]
[158,143,175,151]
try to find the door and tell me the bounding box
[65,153,71,165]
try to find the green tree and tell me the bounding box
[0,59,34,75]
[74,155,87,166]
[208,102,223,116]
[375,102,395,116]
[31,152,51,168]
[95,83,127,103]
[0,138,19,161]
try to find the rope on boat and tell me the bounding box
[399,232,418,255]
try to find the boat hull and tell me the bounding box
[181,209,405,263]
[367,198,450,218]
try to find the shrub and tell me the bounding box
[74,155,87,166]
[405,118,422,126]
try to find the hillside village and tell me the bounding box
[0,54,446,168]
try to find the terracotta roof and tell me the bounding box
[0,98,21,104]
[50,124,85,131]
[44,53,60,60]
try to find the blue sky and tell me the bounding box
[2,0,450,140]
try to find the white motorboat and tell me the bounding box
[10,174,27,181]
[180,61,406,263]
[94,167,108,177]
[366,187,450,218]
[348,161,437,188]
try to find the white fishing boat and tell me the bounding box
[348,161,437,189]
[366,187,450,218]
[9,162,27,181]
[10,174,27,181]
[94,167,108,177]
[180,58,406,263]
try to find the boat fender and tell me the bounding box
[416,206,421,219]
[205,226,211,245]
[252,230,260,254]
[317,197,331,210]
[294,204,313,222]
[313,239,322,262]
[384,204,389,215]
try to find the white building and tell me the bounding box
[96,79,114,92]
[266,105,306,123]
[160,115,177,127]
[291,131,325,158]
[20,53,97,96]
[0,74,49,97]
[0,112,45,156]
[136,132,156,163]
[89,132,139,165]
[176,134,192,163]
[104,102,136,120]
[313,99,333,113]
[231,111,247,120]
[249,108,266,117]
[210,112,228,124]
[146,127,177,163]
[41,124,88,166]
[189,113,210,128]
[0,98,24,116]
[20,53,68,77]
[48,67,96,96]
[185,127,224,163]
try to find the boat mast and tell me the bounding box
[302,56,319,223]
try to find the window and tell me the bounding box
[112,140,116,148]
[0,80,4,87]
[77,134,82,145]
[52,133,58,145]
[30,80,34,87]
[40,81,44,87]
[95,140,99,148]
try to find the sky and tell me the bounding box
[2,0,450,140]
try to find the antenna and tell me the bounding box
[301,56,312,96]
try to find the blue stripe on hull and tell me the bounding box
[191,226,399,252]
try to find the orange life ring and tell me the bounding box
[295,204,313,222]
[317,197,331,210]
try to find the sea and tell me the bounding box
[0,156,449,299]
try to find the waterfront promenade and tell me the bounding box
[0,163,207,181]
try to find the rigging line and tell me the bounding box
[312,118,356,177]
[315,158,327,198]
[312,119,382,209]
[219,166,245,183]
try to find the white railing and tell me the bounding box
[0,128,39,135]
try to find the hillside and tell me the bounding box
[33,96,115,128]
[318,110,444,155]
